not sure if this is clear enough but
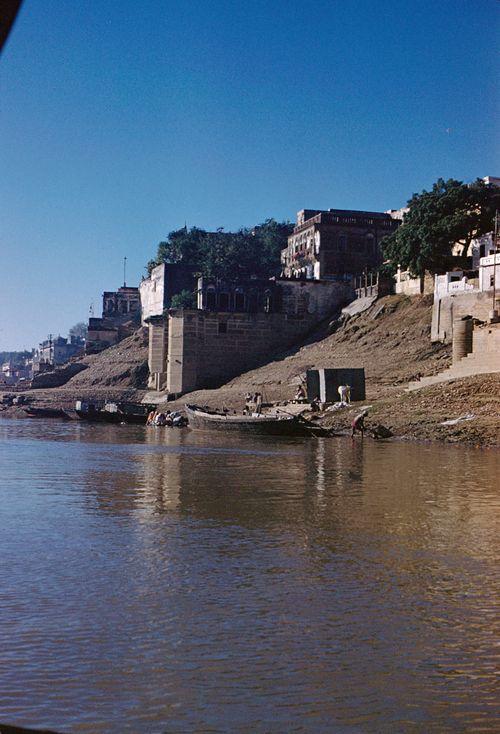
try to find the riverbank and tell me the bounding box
[1,296,498,447]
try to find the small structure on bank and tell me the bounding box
[306,368,366,403]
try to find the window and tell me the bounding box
[218,321,227,334]
[490,274,495,287]
[264,289,273,314]
[218,292,229,311]
[206,289,216,310]
[248,288,258,313]
[339,235,347,252]
[234,289,245,311]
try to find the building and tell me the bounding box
[431,254,500,342]
[142,265,353,394]
[281,208,400,281]
[102,286,141,322]
[139,263,196,323]
[33,335,84,370]
[196,278,281,314]
[86,283,142,353]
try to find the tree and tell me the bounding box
[69,322,88,339]
[169,289,197,309]
[382,178,500,276]
[146,219,293,282]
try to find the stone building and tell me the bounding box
[281,208,400,280]
[139,263,196,323]
[87,284,142,352]
[142,267,353,394]
[102,286,141,321]
[33,335,84,369]
[431,253,500,342]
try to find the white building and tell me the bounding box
[434,271,476,300]
[479,253,500,292]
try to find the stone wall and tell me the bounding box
[276,279,353,319]
[165,309,327,395]
[148,318,169,390]
[431,291,495,343]
[394,270,434,296]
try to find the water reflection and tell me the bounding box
[0,419,498,733]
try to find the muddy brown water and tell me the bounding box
[0,418,498,733]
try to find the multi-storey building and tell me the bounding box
[281,208,400,280]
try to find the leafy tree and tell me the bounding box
[382,178,500,276]
[69,322,88,339]
[169,289,197,309]
[147,219,293,282]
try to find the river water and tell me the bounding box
[0,418,498,733]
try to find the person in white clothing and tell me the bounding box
[338,385,351,404]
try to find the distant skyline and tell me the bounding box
[1,0,499,350]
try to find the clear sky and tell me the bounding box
[1,0,498,350]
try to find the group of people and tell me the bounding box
[296,381,367,439]
[244,392,263,415]
[146,409,186,427]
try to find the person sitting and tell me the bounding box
[155,412,167,426]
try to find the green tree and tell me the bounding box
[382,178,499,276]
[147,219,293,281]
[69,322,88,339]
[169,289,197,309]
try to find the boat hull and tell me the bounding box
[185,405,309,436]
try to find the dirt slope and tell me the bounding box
[2,329,150,412]
[67,328,149,390]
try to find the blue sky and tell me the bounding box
[1,0,498,350]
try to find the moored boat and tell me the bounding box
[75,400,152,424]
[185,404,310,436]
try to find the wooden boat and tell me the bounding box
[185,404,311,436]
[75,400,151,424]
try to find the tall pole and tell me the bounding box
[123,256,127,287]
[493,211,498,318]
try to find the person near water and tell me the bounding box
[351,410,367,438]
[244,393,253,414]
[254,392,263,415]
